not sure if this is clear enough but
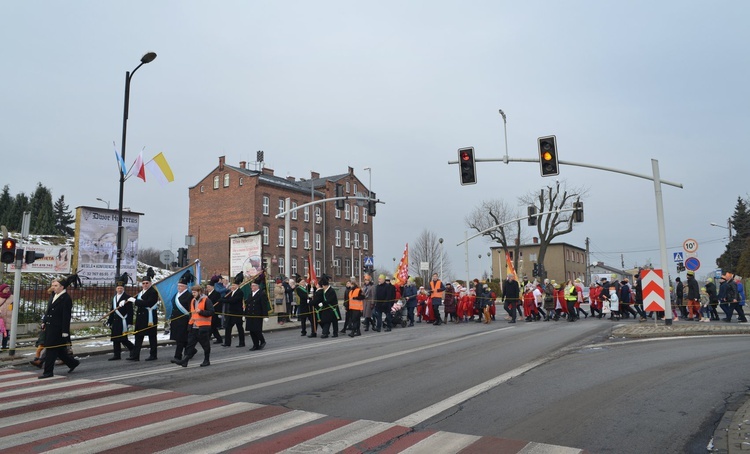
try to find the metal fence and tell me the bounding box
[13,283,144,324]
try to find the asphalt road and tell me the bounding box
[58,318,750,453]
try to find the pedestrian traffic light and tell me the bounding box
[538,135,559,177]
[528,206,538,226]
[1,238,16,264]
[25,250,44,264]
[533,263,539,276]
[335,183,345,210]
[368,191,377,217]
[458,147,477,185]
[573,201,584,223]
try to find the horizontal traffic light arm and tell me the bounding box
[275,196,383,219]
[446,156,683,189]
[456,207,577,246]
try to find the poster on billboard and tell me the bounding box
[73,206,142,284]
[229,232,263,279]
[8,244,72,274]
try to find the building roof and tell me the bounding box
[588,262,627,276]
[297,173,348,190]
[224,164,326,197]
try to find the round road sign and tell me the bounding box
[685,256,701,271]
[160,250,175,266]
[683,238,699,254]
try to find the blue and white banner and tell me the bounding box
[153,260,201,321]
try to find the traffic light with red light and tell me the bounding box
[538,135,559,177]
[2,238,17,264]
[458,147,477,185]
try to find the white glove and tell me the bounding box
[263,318,269,322]
[62,333,69,338]
[127,297,136,303]
[318,303,323,307]
[127,325,134,332]
[118,301,126,308]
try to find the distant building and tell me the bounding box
[491,242,587,283]
[188,156,373,281]
[588,261,632,284]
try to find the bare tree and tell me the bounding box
[465,199,526,273]
[518,180,586,279]
[138,247,163,268]
[410,229,452,281]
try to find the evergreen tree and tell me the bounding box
[717,197,750,272]
[29,183,56,234]
[54,195,75,236]
[8,193,29,231]
[0,185,12,228]
[737,237,750,278]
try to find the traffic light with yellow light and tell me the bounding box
[538,135,559,177]
[458,147,477,185]
[1,238,17,264]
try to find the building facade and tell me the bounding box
[491,242,587,283]
[188,156,373,281]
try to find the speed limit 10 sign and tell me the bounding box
[683,239,699,254]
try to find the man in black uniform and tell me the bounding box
[170,276,193,363]
[205,279,224,344]
[219,274,245,347]
[127,276,159,361]
[107,278,134,360]
[502,273,521,324]
[245,281,269,350]
[315,275,340,338]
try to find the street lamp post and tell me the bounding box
[96,198,110,210]
[710,218,733,241]
[439,237,444,278]
[116,52,157,281]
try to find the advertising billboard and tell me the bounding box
[229,231,263,279]
[7,243,72,274]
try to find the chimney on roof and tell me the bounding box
[262,167,274,176]
[348,166,354,175]
[219,156,225,171]
[287,176,296,182]
[311,171,320,179]
[239,161,246,169]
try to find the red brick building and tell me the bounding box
[188,156,374,281]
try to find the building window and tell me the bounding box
[363,234,369,250]
[315,233,321,251]
[353,206,359,224]
[344,258,351,277]
[278,257,285,276]
[223,173,230,187]
[335,207,341,219]
[213,175,220,189]
[345,204,350,220]
[291,229,298,248]
[315,207,322,224]
[278,227,284,246]
[346,181,350,193]
[363,208,368,224]
[354,232,359,249]
[335,229,341,247]
[304,231,310,249]
[279,199,285,214]
[291,258,298,275]
[315,260,321,276]
[345,231,351,248]
[303,258,309,275]
[353,183,357,195]
[291,202,298,220]
[262,196,270,215]
[200,185,205,193]
[334,258,341,276]
[304,206,309,222]
[262,226,269,245]
[239,177,243,186]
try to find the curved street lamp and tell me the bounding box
[116,52,157,280]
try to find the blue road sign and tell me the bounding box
[364,256,374,267]
[685,256,701,271]
[673,252,684,263]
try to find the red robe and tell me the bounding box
[523,291,537,317]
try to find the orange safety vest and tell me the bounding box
[348,287,363,311]
[430,280,444,299]
[189,296,212,327]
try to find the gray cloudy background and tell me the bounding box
[2,1,747,280]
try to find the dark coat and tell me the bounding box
[219,289,244,314]
[245,288,269,332]
[296,285,311,313]
[170,290,193,342]
[134,286,159,334]
[402,284,418,309]
[315,286,340,323]
[374,282,395,308]
[108,291,133,340]
[43,291,73,347]
[207,289,222,328]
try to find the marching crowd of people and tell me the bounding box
[7,265,746,379]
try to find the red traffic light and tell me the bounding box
[458,147,477,185]
[1,238,16,264]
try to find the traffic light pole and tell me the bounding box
[449,154,682,326]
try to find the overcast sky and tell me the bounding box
[3,1,748,282]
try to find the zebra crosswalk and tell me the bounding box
[0,369,585,453]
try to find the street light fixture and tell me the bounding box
[116,51,157,281]
[710,219,733,241]
[96,198,110,210]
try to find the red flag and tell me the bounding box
[127,151,146,182]
[307,255,317,287]
[506,252,517,278]
[394,243,409,286]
